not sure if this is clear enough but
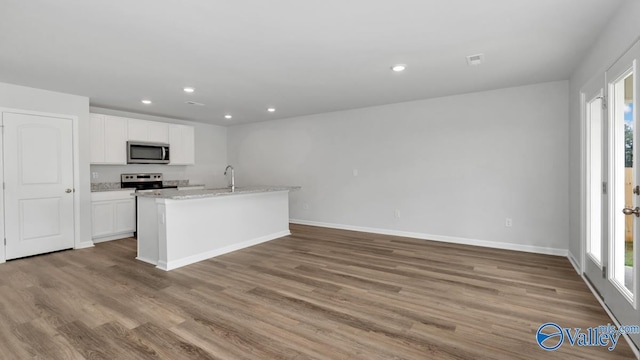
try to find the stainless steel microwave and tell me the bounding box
[127,141,170,164]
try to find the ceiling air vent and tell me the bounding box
[466,53,484,66]
[186,101,205,106]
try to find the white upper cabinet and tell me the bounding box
[90,114,106,163]
[90,114,127,164]
[127,118,169,143]
[168,124,195,165]
[91,113,194,165]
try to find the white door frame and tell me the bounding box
[579,41,640,357]
[0,107,84,264]
[580,74,607,290]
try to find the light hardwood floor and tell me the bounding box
[0,224,635,359]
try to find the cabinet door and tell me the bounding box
[127,118,149,141]
[168,124,195,165]
[90,114,105,164]
[183,125,195,164]
[103,116,128,164]
[147,122,169,143]
[128,118,169,143]
[168,124,184,164]
[92,201,115,237]
[114,199,135,233]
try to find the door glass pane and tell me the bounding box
[130,145,163,160]
[587,96,603,265]
[612,71,635,296]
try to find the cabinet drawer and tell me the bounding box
[91,190,135,201]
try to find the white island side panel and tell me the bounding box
[157,190,290,270]
[136,197,160,265]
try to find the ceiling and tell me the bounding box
[0,0,623,126]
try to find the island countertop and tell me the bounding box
[133,185,301,200]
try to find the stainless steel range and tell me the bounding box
[122,173,177,236]
[120,173,177,192]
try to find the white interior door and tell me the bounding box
[3,111,75,260]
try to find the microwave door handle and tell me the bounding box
[162,147,166,160]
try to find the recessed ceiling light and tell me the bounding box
[141,99,152,105]
[466,53,484,66]
[391,64,406,72]
[183,87,195,93]
[267,107,276,113]
[224,114,232,119]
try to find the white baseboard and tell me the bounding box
[567,251,581,274]
[158,230,291,271]
[136,256,158,266]
[289,219,568,257]
[92,232,135,243]
[581,274,640,359]
[75,241,95,249]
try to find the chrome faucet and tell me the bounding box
[224,165,235,191]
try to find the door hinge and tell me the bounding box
[602,182,607,195]
[600,96,607,110]
[602,265,607,278]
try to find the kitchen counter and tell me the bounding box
[91,187,136,193]
[133,186,300,199]
[91,179,196,192]
[136,185,299,270]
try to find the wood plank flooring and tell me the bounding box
[0,224,635,359]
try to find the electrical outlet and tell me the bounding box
[91,172,99,179]
[394,209,401,218]
[505,218,513,227]
[303,203,310,210]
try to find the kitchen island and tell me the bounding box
[135,186,299,270]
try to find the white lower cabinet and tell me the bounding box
[91,190,136,242]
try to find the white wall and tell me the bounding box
[228,81,569,254]
[0,82,92,247]
[569,1,640,266]
[89,108,228,188]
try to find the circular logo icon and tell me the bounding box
[536,323,564,351]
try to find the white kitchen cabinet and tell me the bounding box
[168,124,195,165]
[90,114,127,164]
[127,118,169,143]
[91,190,136,242]
[90,114,106,163]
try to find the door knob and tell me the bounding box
[634,186,640,195]
[65,189,72,193]
[622,207,640,217]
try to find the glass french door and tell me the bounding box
[584,40,640,348]
[583,73,607,293]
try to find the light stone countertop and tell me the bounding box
[91,180,196,192]
[133,186,301,200]
[91,187,137,193]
